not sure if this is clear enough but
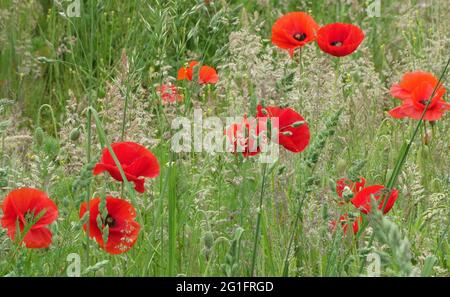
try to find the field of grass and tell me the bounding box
[0,0,449,277]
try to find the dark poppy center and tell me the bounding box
[105,215,116,227]
[293,32,307,42]
[330,41,343,46]
[419,99,430,106]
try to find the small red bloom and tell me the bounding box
[225,115,261,157]
[79,197,140,255]
[329,214,362,235]
[316,23,365,57]
[389,71,448,121]
[93,142,160,193]
[336,177,366,204]
[351,185,398,215]
[177,61,219,84]
[1,188,58,248]
[271,12,319,57]
[157,84,183,104]
[256,104,310,153]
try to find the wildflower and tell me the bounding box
[329,214,362,235]
[1,188,58,248]
[79,197,140,254]
[156,84,183,104]
[177,61,219,84]
[271,12,319,57]
[225,115,261,157]
[93,142,160,193]
[389,71,448,121]
[256,104,310,153]
[336,177,366,204]
[351,185,398,215]
[316,23,365,57]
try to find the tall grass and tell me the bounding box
[0,0,449,277]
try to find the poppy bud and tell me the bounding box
[203,231,214,250]
[336,158,347,175]
[34,127,44,146]
[98,86,106,99]
[70,128,81,141]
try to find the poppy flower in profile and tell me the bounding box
[351,185,398,215]
[177,61,219,84]
[271,12,320,57]
[336,177,366,204]
[225,115,261,157]
[157,84,183,104]
[1,188,58,248]
[329,214,362,235]
[256,104,310,153]
[316,23,365,57]
[389,71,449,121]
[80,197,140,255]
[93,142,160,193]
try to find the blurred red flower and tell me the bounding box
[316,23,365,57]
[177,61,219,84]
[329,214,362,235]
[257,104,310,153]
[93,142,160,193]
[389,71,449,121]
[271,12,319,57]
[351,185,398,215]
[336,177,366,204]
[1,188,58,248]
[157,84,183,104]
[225,115,261,157]
[80,197,140,255]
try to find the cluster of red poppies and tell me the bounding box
[272,12,365,58]
[157,60,219,104]
[1,142,160,253]
[330,177,399,235]
[0,11,448,255]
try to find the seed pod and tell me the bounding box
[203,231,214,250]
[70,128,81,141]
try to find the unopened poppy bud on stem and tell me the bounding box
[69,128,81,141]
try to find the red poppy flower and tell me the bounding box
[336,177,366,204]
[79,197,140,254]
[177,61,219,84]
[93,142,160,193]
[1,188,58,248]
[329,214,362,235]
[271,12,320,57]
[316,23,365,57]
[225,115,261,157]
[389,71,448,121]
[157,84,183,104]
[256,104,310,153]
[351,185,398,215]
